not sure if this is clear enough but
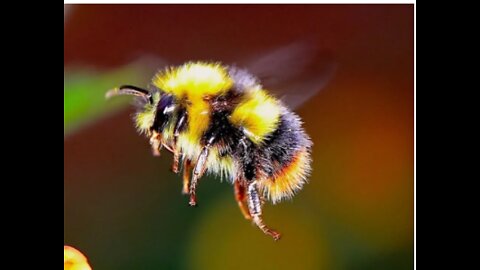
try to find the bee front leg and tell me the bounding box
[234,179,252,220]
[247,181,281,241]
[149,131,163,157]
[172,108,188,173]
[171,143,181,173]
[189,146,210,207]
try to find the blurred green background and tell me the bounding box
[64,4,413,270]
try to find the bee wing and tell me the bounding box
[243,41,337,110]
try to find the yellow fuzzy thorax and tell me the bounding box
[153,62,233,99]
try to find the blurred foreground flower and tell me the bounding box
[64,245,92,270]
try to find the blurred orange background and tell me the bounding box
[64,4,413,270]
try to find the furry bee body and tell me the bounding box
[107,62,312,240]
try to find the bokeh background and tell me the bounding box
[64,4,414,270]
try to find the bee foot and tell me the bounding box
[189,195,197,207]
[269,230,282,241]
[152,148,161,157]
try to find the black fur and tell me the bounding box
[203,98,310,182]
[259,108,312,177]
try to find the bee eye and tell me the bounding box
[152,94,175,132]
[158,94,175,112]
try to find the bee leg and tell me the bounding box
[247,181,281,241]
[234,180,252,220]
[171,142,180,173]
[162,143,174,154]
[149,131,163,157]
[189,133,216,206]
[189,146,210,206]
[172,108,188,173]
[182,159,193,195]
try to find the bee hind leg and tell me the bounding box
[182,159,193,195]
[247,181,281,241]
[234,180,252,220]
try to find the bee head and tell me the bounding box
[106,85,175,136]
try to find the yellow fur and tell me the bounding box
[135,92,160,135]
[258,149,311,204]
[206,149,237,182]
[187,99,210,146]
[172,134,236,182]
[230,89,281,144]
[153,62,233,98]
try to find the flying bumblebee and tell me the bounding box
[106,42,335,240]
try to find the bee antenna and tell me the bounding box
[106,85,153,104]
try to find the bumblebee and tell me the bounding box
[106,43,334,240]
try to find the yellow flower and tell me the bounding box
[64,245,92,270]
